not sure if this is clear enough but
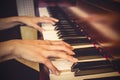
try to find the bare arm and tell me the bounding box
[0,16,58,32]
[0,16,78,75]
[0,40,78,75]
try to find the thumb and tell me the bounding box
[43,59,60,76]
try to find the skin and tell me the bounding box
[0,16,78,75]
[0,16,59,31]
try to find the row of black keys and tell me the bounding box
[47,6,120,79]
[47,6,89,45]
[84,76,120,80]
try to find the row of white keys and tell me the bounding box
[39,7,56,31]
[50,71,120,80]
[38,6,120,80]
[39,6,105,67]
[50,57,119,80]
[42,30,59,40]
[38,7,50,17]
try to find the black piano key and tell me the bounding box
[59,36,86,40]
[57,29,77,33]
[57,28,76,32]
[56,29,76,32]
[57,32,78,36]
[55,26,73,30]
[59,34,83,38]
[59,20,69,23]
[55,28,85,36]
[58,33,80,37]
[56,24,73,27]
[75,67,115,76]
[84,76,120,80]
[63,38,91,44]
[79,60,112,70]
[71,60,113,72]
[57,22,71,25]
[54,16,67,20]
[58,31,85,37]
[58,32,78,35]
[57,29,78,33]
[73,47,100,57]
[56,28,85,36]
[112,60,120,71]
[57,31,78,35]
[56,28,77,33]
[70,42,92,46]
[71,62,80,72]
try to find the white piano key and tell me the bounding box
[77,57,105,62]
[42,23,56,31]
[39,7,50,17]
[73,44,94,49]
[50,58,105,74]
[39,6,120,80]
[50,71,120,80]
[51,60,73,71]
[42,31,60,40]
[39,7,57,32]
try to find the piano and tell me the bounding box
[0,0,120,80]
[37,0,120,80]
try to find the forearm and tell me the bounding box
[0,16,22,30]
[0,40,14,62]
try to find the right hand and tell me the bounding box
[1,40,78,75]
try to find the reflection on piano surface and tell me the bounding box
[38,0,120,80]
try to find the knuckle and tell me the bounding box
[61,44,66,48]
[66,55,72,60]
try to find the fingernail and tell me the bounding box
[73,58,78,62]
[55,19,59,22]
[56,20,59,22]
[73,52,75,55]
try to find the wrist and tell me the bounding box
[0,40,15,61]
[4,16,26,26]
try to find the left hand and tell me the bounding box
[18,16,59,32]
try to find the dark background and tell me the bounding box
[0,0,39,80]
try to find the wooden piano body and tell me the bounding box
[0,0,120,80]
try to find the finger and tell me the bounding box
[49,51,78,62]
[38,16,58,25]
[42,19,57,25]
[43,40,73,51]
[32,24,45,32]
[42,58,60,75]
[51,40,73,50]
[42,16,59,22]
[48,17,59,22]
[46,45,75,55]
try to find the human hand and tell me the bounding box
[0,16,58,31]
[2,40,78,75]
[18,16,59,32]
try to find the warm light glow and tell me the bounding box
[67,6,119,41]
[90,22,119,41]
[68,6,89,18]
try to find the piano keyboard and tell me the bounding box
[39,6,120,80]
